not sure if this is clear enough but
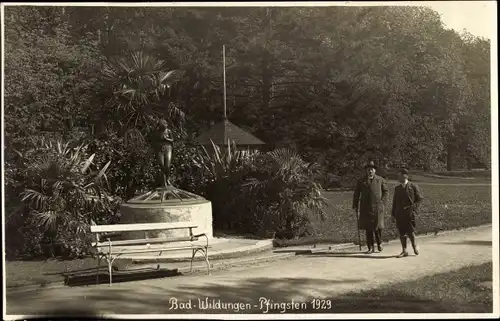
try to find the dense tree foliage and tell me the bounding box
[6,6,490,170]
[3,6,492,257]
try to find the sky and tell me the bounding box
[421,1,496,39]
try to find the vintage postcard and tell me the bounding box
[2,1,498,319]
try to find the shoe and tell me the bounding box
[397,251,409,258]
[413,246,419,256]
[366,248,374,254]
[377,244,383,252]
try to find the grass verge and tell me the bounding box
[323,262,493,313]
[432,170,491,178]
[384,169,491,183]
[5,257,101,289]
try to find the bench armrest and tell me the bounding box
[193,233,209,247]
[101,232,122,239]
[193,233,207,238]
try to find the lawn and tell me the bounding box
[405,172,491,185]
[432,169,491,178]
[383,169,491,183]
[276,178,492,247]
[322,262,493,313]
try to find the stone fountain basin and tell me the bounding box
[118,197,213,240]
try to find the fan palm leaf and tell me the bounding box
[21,139,114,237]
[68,220,90,235]
[34,210,61,231]
[102,51,186,144]
[166,101,186,123]
[159,70,186,88]
[21,189,49,211]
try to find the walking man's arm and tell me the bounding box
[391,188,397,220]
[413,184,424,209]
[381,177,389,205]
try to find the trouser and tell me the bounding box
[365,229,382,248]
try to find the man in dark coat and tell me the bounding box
[391,168,424,257]
[352,160,389,254]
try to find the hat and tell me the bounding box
[399,168,409,175]
[364,160,377,169]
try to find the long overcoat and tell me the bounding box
[352,175,389,230]
[391,181,424,228]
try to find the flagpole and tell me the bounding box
[223,45,227,120]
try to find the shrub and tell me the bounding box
[4,134,80,258]
[195,143,327,238]
[17,139,118,258]
[86,131,158,199]
[241,148,327,238]
[193,140,260,230]
[170,142,211,195]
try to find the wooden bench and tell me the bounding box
[90,222,211,286]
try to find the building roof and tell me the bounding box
[193,119,265,146]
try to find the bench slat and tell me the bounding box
[92,236,198,247]
[96,245,211,255]
[90,222,198,233]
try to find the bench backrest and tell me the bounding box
[90,222,198,233]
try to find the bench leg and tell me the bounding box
[157,251,163,270]
[191,247,211,275]
[96,255,101,285]
[203,247,211,276]
[201,234,211,275]
[190,249,196,272]
[108,258,113,286]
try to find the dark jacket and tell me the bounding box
[391,181,423,221]
[352,175,389,230]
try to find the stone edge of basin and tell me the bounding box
[127,239,275,263]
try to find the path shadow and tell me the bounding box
[21,308,102,319]
[64,267,182,287]
[273,248,401,259]
[440,240,491,247]
[9,275,490,315]
[43,265,119,277]
[273,249,316,254]
[295,251,400,259]
[304,253,400,259]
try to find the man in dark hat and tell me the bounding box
[391,168,424,257]
[352,160,389,254]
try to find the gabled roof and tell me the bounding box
[193,119,265,146]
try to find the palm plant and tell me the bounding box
[102,51,186,147]
[194,139,260,181]
[243,148,327,237]
[19,139,115,256]
[192,139,260,230]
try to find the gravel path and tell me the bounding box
[5,226,492,316]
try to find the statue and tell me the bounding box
[151,119,174,187]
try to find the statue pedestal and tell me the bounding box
[118,186,213,240]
